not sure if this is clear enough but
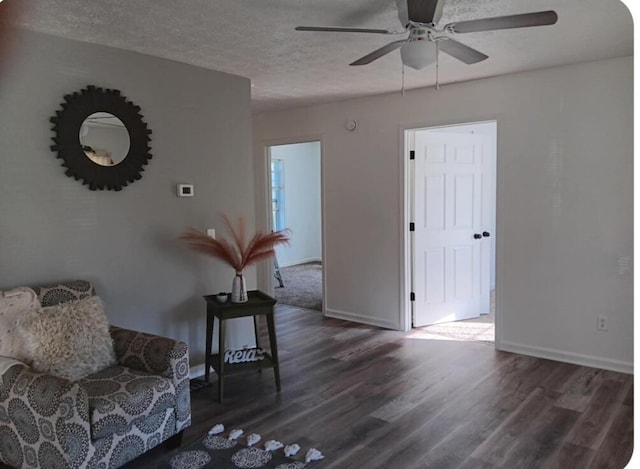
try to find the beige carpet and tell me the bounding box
[274,262,322,311]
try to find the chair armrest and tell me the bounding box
[110,326,191,432]
[0,365,91,468]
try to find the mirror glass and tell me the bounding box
[79,112,130,166]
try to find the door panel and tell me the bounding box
[455,143,475,164]
[413,130,492,327]
[453,245,474,299]
[425,174,446,229]
[425,248,445,303]
[426,142,446,163]
[454,174,474,228]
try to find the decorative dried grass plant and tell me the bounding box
[180,215,290,272]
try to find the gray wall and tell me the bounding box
[0,29,255,367]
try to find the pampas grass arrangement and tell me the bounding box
[181,215,290,302]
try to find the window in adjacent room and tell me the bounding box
[271,159,285,231]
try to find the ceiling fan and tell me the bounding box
[295,0,558,70]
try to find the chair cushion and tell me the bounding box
[18,296,117,381]
[0,287,40,363]
[78,365,176,440]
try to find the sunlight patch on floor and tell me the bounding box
[409,316,495,343]
[406,330,458,341]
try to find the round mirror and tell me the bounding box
[79,112,131,166]
[51,85,152,191]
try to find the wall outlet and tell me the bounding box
[206,229,215,239]
[597,315,608,331]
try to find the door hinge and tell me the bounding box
[409,222,415,232]
[410,292,415,301]
[409,150,415,160]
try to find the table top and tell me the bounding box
[204,290,276,316]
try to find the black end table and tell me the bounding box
[203,290,280,403]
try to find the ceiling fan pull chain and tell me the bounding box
[401,63,406,96]
[436,41,440,90]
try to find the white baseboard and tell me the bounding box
[189,363,206,380]
[279,257,322,268]
[498,340,633,375]
[324,308,400,330]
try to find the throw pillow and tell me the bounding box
[18,296,117,381]
[33,280,95,307]
[0,287,40,363]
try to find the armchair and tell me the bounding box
[0,281,191,469]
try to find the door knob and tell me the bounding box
[473,233,482,239]
[483,231,491,237]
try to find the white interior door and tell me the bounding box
[412,130,493,327]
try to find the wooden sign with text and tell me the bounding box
[224,347,265,364]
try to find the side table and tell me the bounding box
[203,290,280,403]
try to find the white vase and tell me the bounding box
[231,271,248,303]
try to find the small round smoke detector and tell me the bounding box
[346,119,358,131]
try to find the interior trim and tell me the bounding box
[500,340,633,375]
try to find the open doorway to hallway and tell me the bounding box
[407,121,497,343]
[267,141,323,311]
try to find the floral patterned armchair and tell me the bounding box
[0,281,191,468]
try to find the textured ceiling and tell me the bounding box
[6,0,634,112]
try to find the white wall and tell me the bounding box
[253,56,633,373]
[0,28,256,368]
[270,142,322,267]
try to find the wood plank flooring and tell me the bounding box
[126,305,633,469]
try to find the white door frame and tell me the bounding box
[259,135,326,313]
[399,119,501,347]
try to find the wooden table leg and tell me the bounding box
[204,311,214,384]
[253,316,261,349]
[253,316,263,374]
[218,318,226,403]
[266,312,281,392]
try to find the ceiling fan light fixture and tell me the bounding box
[400,40,437,70]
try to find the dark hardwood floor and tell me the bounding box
[127,304,633,469]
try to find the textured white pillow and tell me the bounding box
[0,287,40,363]
[18,296,117,381]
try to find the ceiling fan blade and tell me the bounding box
[446,10,558,34]
[438,39,488,64]
[406,0,445,24]
[350,40,406,66]
[295,26,392,34]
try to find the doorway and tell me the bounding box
[267,141,323,311]
[407,121,496,342]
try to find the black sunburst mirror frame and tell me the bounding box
[50,85,152,191]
